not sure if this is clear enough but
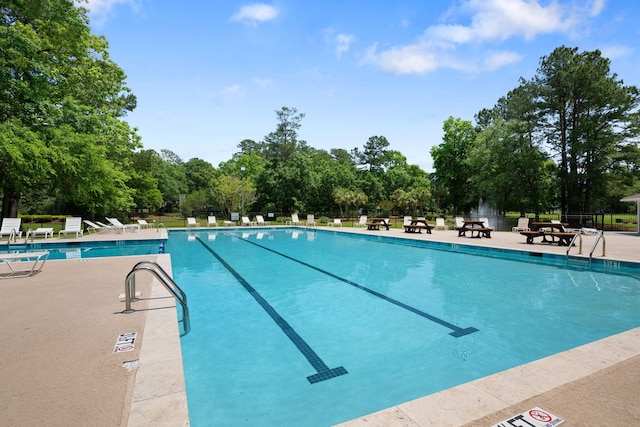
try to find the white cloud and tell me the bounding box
[589,0,606,16]
[217,84,245,104]
[424,0,572,43]
[364,0,599,75]
[335,33,355,59]
[230,3,278,25]
[363,42,440,74]
[483,50,524,70]
[252,77,274,88]
[599,44,634,60]
[80,0,139,26]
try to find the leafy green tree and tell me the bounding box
[0,0,139,218]
[533,46,640,213]
[430,117,476,214]
[352,135,392,172]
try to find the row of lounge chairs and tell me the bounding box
[0,217,145,241]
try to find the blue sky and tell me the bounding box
[84,0,639,171]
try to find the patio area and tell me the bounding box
[0,227,639,426]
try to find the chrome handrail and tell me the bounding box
[565,233,583,262]
[589,231,606,267]
[124,260,190,336]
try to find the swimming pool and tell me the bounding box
[168,228,640,426]
[0,239,164,260]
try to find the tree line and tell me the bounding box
[2,2,639,221]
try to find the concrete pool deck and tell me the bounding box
[0,226,639,426]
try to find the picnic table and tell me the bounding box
[366,218,390,231]
[403,219,434,234]
[456,219,493,238]
[520,222,576,245]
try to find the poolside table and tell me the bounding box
[522,222,576,245]
[366,218,390,230]
[403,219,434,234]
[456,220,493,238]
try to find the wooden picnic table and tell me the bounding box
[521,222,576,245]
[456,219,493,238]
[403,219,433,234]
[366,218,390,231]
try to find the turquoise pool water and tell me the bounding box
[0,239,164,260]
[169,228,640,427]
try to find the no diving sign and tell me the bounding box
[491,407,564,427]
[113,332,137,353]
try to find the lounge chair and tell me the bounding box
[186,217,198,228]
[0,218,22,241]
[403,216,412,227]
[355,215,367,228]
[96,221,120,233]
[479,217,492,228]
[454,217,465,229]
[328,218,342,227]
[26,227,54,240]
[107,217,140,232]
[512,217,530,232]
[58,217,84,238]
[286,213,301,226]
[306,214,317,228]
[255,215,266,226]
[137,219,154,229]
[83,220,105,233]
[207,216,217,227]
[0,251,49,279]
[435,217,447,230]
[241,216,253,226]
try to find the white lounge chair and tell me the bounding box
[0,218,22,241]
[107,217,140,232]
[256,215,266,226]
[479,217,492,228]
[27,227,54,240]
[0,251,49,279]
[58,217,84,238]
[186,217,198,228]
[435,217,447,230]
[207,216,217,227]
[306,214,317,228]
[83,220,105,233]
[137,219,154,229]
[512,217,530,232]
[403,216,412,227]
[355,215,367,228]
[96,221,120,233]
[328,218,342,227]
[241,216,253,226]
[286,213,301,226]
[455,217,465,229]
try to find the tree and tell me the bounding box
[533,46,640,214]
[0,0,140,218]
[430,117,476,214]
[352,135,392,172]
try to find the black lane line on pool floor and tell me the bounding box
[195,236,348,384]
[238,236,479,338]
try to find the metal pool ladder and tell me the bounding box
[123,260,190,336]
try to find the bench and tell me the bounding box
[520,230,545,244]
[367,221,390,231]
[403,224,433,234]
[550,232,578,246]
[457,226,493,238]
[469,227,493,238]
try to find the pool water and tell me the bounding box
[168,229,640,427]
[0,240,164,260]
